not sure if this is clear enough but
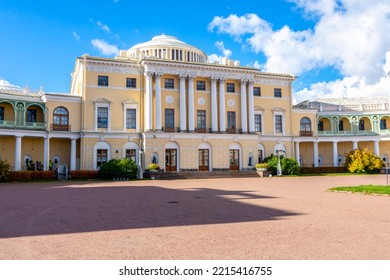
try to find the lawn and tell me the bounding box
[329,185,390,195]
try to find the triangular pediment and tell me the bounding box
[122,99,139,105]
[271,107,286,112]
[254,106,264,111]
[93,98,111,104]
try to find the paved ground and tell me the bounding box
[0,175,389,260]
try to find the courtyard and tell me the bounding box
[0,175,389,259]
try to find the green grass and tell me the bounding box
[329,185,390,195]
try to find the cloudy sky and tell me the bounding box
[1,0,390,104]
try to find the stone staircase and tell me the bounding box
[148,170,261,180]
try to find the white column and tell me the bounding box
[295,141,300,166]
[240,80,248,133]
[155,73,162,131]
[248,80,255,133]
[313,141,319,167]
[15,136,22,171]
[353,141,358,150]
[70,138,77,171]
[144,72,153,131]
[211,77,218,132]
[179,75,187,132]
[219,78,226,132]
[43,136,49,170]
[188,76,195,132]
[374,140,380,156]
[333,141,338,167]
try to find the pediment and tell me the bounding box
[93,98,111,104]
[271,107,286,112]
[122,99,139,105]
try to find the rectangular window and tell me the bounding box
[0,107,4,121]
[126,78,136,88]
[275,115,283,133]
[227,111,236,129]
[126,149,136,162]
[253,87,261,96]
[227,83,235,93]
[27,109,37,123]
[274,88,282,98]
[97,107,108,128]
[165,109,174,131]
[98,75,109,87]
[126,109,136,129]
[196,81,206,91]
[164,78,174,89]
[318,120,324,131]
[380,119,387,130]
[97,149,108,167]
[255,114,262,132]
[197,110,206,131]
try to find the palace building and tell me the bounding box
[0,34,388,173]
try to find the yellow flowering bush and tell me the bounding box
[344,148,384,174]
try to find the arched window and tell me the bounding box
[300,117,312,136]
[53,107,69,131]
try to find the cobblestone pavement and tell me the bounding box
[0,175,389,259]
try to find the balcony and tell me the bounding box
[317,130,377,136]
[50,124,71,131]
[299,131,313,136]
[0,120,46,130]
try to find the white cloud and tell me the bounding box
[97,21,111,33]
[215,41,232,57]
[91,39,119,56]
[209,1,390,103]
[72,31,80,41]
[0,79,21,89]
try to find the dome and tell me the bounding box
[126,34,208,63]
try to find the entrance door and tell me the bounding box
[229,149,239,171]
[165,149,177,172]
[198,149,209,171]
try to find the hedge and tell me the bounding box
[8,171,55,181]
[300,167,347,174]
[69,170,99,179]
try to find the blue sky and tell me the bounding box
[1,0,390,104]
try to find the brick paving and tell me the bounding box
[0,175,389,259]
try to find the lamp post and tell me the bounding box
[276,140,284,176]
[387,71,390,185]
[139,148,143,179]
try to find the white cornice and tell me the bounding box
[84,59,141,75]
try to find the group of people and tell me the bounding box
[25,158,58,171]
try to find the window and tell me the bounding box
[196,81,206,91]
[275,115,283,133]
[300,117,311,132]
[197,110,206,131]
[125,149,136,162]
[126,109,136,129]
[274,88,282,98]
[97,107,108,128]
[227,83,235,93]
[164,78,174,89]
[253,87,261,96]
[126,78,136,88]
[339,120,344,131]
[258,150,263,163]
[380,119,387,130]
[318,120,324,131]
[98,75,108,86]
[0,107,4,121]
[27,109,37,123]
[359,119,365,130]
[96,149,108,167]
[53,107,69,125]
[165,109,174,131]
[255,114,262,132]
[227,111,236,129]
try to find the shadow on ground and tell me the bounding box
[0,183,300,238]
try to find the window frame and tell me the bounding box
[253,87,261,96]
[97,107,108,128]
[125,149,137,162]
[274,88,282,98]
[53,107,69,126]
[0,107,4,121]
[275,114,283,133]
[98,75,109,87]
[164,78,175,89]
[226,83,235,93]
[96,149,108,167]
[254,114,262,132]
[26,109,37,123]
[197,110,206,130]
[126,108,137,129]
[227,111,236,129]
[196,80,206,91]
[165,109,174,131]
[126,78,137,88]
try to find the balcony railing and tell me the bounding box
[0,120,46,130]
[299,131,312,136]
[318,130,378,136]
[50,124,71,131]
[162,127,179,132]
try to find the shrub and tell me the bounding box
[264,155,300,175]
[8,171,55,181]
[0,159,11,182]
[344,148,384,174]
[300,167,346,174]
[147,163,160,170]
[99,158,138,179]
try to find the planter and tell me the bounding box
[256,168,268,171]
[256,170,271,177]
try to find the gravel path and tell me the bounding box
[0,175,389,259]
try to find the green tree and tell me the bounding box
[99,158,138,179]
[0,159,11,182]
[344,148,383,174]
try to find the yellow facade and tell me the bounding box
[1,34,389,173]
